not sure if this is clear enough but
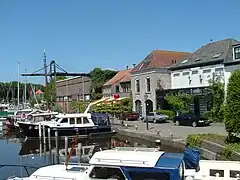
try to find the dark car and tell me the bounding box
[121,112,139,121]
[173,114,211,127]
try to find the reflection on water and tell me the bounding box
[0,130,184,179]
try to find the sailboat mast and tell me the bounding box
[17,61,20,107]
[44,50,49,109]
[24,69,27,104]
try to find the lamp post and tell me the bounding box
[144,94,149,130]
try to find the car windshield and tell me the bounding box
[156,112,162,115]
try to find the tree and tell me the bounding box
[89,68,117,100]
[49,76,67,104]
[70,101,89,113]
[165,93,193,115]
[224,69,240,136]
[207,75,225,122]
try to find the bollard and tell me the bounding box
[155,139,161,151]
[170,132,173,140]
[156,130,160,135]
[135,125,138,130]
[77,143,82,163]
[43,125,46,145]
[48,128,52,164]
[55,131,59,164]
[65,137,68,161]
[38,124,42,138]
[125,124,128,128]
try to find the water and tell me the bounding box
[0,130,184,179]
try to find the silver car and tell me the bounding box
[143,112,169,123]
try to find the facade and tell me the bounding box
[56,76,92,110]
[170,38,240,116]
[102,68,132,98]
[131,50,190,116]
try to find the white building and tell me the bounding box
[170,38,240,116]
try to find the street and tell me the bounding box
[112,119,227,140]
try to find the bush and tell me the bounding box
[224,69,240,136]
[155,110,175,120]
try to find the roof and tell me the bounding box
[36,89,43,94]
[170,38,240,70]
[103,69,132,86]
[89,148,165,168]
[131,50,190,73]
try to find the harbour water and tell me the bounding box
[0,130,184,179]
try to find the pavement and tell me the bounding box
[112,119,227,141]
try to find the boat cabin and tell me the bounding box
[86,147,185,180]
[55,113,95,127]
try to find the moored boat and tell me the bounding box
[18,112,111,137]
[7,146,240,180]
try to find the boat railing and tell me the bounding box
[113,147,160,152]
[0,164,40,176]
[32,175,76,180]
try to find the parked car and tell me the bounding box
[121,112,139,121]
[173,114,211,127]
[143,112,169,123]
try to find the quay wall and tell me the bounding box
[115,127,240,160]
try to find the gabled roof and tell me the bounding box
[131,50,190,73]
[170,38,240,70]
[103,69,132,86]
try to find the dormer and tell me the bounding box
[233,45,240,60]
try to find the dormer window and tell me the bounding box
[212,52,222,59]
[181,59,188,64]
[234,46,240,60]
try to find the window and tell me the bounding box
[203,69,211,73]
[60,118,68,123]
[115,85,120,93]
[77,117,81,124]
[210,169,224,177]
[181,59,188,64]
[183,72,189,76]
[122,83,131,93]
[89,166,125,180]
[192,70,198,75]
[70,118,75,124]
[147,112,154,116]
[146,77,151,92]
[82,117,89,124]
[128,171,170,180]
[195,57,202,61]
[215,67,223,72]
[234,46,240,60]
[173,73,180,77]
[136,79,140,93]
[212,52,222,59]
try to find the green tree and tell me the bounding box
[90,68,117,100]
[207,76,225,122]
[165,93,193,115]
[224,69,240,136]
[49,76,67,104]
[70,101,89,113]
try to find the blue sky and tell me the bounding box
[1,0,239,84]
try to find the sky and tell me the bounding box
[0,0,240,84]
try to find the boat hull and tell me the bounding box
[18,122,111,137]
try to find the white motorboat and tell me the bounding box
[6,146,240,180]
[18,112,111,137]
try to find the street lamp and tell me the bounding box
[144,94,149,130]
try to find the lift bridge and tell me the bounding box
[21,51,90,109]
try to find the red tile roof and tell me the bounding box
[132,50,191,72]
[104,69,132,86]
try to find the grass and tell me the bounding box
[187,133,240,153]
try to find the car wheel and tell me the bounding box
[175,120,179,126]
[192,121,197,127]
[153,119,156,123]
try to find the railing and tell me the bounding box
[32,175,76,180]
[0,164,40,177]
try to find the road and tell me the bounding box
[112,119,227,140]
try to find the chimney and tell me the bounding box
[126,65,129,70]
[172,60,174,64]
[133,64,136,68]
